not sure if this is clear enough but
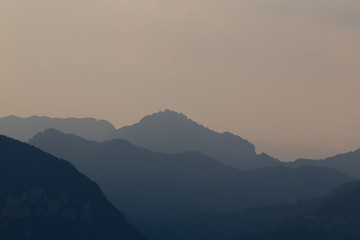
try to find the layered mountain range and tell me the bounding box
[1,109,360,239]
[0,115,115,142]
[3,110,360,177]
[105,110,281,170]
[287,150,360,178]
[29,129,352,224]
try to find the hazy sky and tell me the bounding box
[1,0,360,161]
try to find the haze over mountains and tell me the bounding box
[2,0,359,238]
[2,110,360,177]
[29,129,352,225]
[0,110,281,170]
[0,115,115,142]
[106,110,282,170]
[287,149,360,179]
[1,109,360,239]
[0,135,146,240]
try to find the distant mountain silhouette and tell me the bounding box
[29,129,352,224]
[106,109,280,170]
[0,135,146,240]
[0,115,115,142]
[148,180,360,240]
[288,149,360,178]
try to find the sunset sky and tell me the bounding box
[1,0,360,161]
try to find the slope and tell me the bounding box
[29,129,352,224]
[0,115,115,142]
[0,135,146,240]
[106,109,280,170]
[289,149,360,178]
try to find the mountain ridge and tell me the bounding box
[288,148,360,178]
[0,115,115,142]
[106,109,280,170]
[29,129,353,224]
[0,135,147,240]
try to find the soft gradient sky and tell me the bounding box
[1,0,360,161]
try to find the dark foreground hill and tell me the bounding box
[0,135,146,240]
[147,180,360,240]
[288,149,360,178]
[29,129,352,225]
[247,179,360,240]
[106,110,280,170]
[0,115,115,142]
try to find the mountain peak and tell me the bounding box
[106,110,281,170]
[139,109,193,125]
[155,109,186,117]
[32,128,85,141]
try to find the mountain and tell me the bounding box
[29,129,352,225]
[142,203,312,240]
[246,179,360,240]
[106,109,280,170]
[0,115,115,142]
[288,149,360,178]
[148,180,360,240]
[0,135,147,240]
